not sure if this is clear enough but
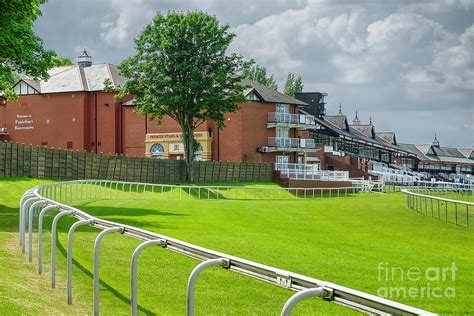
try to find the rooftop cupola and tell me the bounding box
[337,104,343,116]
[77,49,92,67]
[432,133,440,147]
[352,111,361,125]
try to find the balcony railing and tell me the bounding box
[275,163,349,181]
[268,137,315,149]
[268,113,315,127]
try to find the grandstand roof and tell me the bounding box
[398,143,474,165]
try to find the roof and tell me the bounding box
[314,114,413,156]
[350,124,374,138]
[15,63,126,94]
[376,132,396,145]
[241,79,308,106]
[458,148,473,158]
[323,115,348,130]
[398,143,474,164]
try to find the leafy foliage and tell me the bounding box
[117,11,247,181]
[283,72,304,96]
[242,63,278,90]
[50,55,73,68]
[102,78,116,93]
[0,0,56,99]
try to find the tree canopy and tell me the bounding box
[117,11,247,181]
[242,63,278,90]
[283,72,304,96]
[50,55,73,68]
[0,0,56,99]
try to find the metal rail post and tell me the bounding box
[21,197,37,252]
[93,226,123,316]
[130,239,166,316]
[19,195,35,247]
[51,210,73,288]
[28,200,47,262]
[187,258,228,316]
[67,219,93,304]
[38,204,59,274]
[281,287,326,316]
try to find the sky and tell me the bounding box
[33,0,474,147]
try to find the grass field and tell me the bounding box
[1,178,473,315]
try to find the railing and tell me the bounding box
[402,188,473,228]
[385,181,474,193]
[18,180,435,316]
[268,137,315,149]
[275,163,350,181]
[267,112,315,126]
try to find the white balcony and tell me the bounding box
[275,163,349,181]
[267,112,315,129]
[268,137,315,151]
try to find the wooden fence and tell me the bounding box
[0,142,273,183]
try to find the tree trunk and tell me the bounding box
[182,123,195,182]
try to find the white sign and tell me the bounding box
[169,143,184,154]
[15,114,34,130]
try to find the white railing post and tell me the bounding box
[38,204,60,274]
[67,219,93,304]
[187,259,228,316]
[94,226,123,316]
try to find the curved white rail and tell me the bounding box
[402,188,473,228]
[19,180,436,315]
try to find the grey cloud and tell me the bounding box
[33,0,473,147]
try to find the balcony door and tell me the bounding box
[276,127,289,138]
[276,155,289,170]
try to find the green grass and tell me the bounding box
[1,178,473,315]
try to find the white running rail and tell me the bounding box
[19,180,436,315]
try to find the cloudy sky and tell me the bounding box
[34,0,473,147]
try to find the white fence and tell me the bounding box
[18,180,434,316]
[402,187,473,228]
[268,137,316,149]
[275,163,350,181]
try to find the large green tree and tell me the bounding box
[50,55,73,67]
[242,63,278,90]
[117,11,247,181]
[283,72,304,96]
[0,0,56,99]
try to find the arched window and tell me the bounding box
[194,144,203,161]
[150,143,164,158]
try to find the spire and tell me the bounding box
[432,133,440,147]
[369,116,373,125]
[352,110,361,125]
[337,103,343,116]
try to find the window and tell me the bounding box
[276,127,289,138]
[150,143,165,158]
[276,155,289,170]
[67,141,73,149]
[194,144,203,161]
[276,104,289,114]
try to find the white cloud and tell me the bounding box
[33,0,474,146]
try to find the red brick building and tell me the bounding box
[0,57,318,166]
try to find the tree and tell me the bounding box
[50,55,73,68]
[284,72,304,96]
[242,63,278,90]
[0,0,56,99]
[117,11,247,181]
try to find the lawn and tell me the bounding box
[1,178,473,315]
